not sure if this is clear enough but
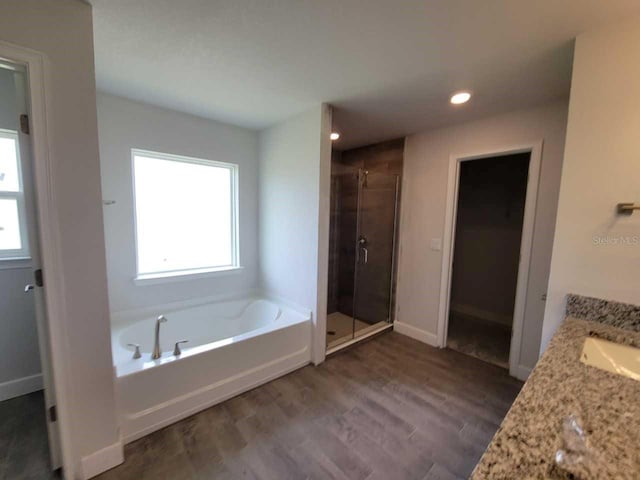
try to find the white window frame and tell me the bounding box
[131,148,240,284]
[0,128,30,260]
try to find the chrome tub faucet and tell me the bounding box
[152,315,168,360]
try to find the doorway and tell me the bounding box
[446,153,529,368]
[0,60,60,477]
[326,139,402,352]
[438,144,542,379]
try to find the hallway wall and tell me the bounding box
[396,99,568,373]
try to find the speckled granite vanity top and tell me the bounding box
[471,295,640,479]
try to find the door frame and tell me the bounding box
[437,141,542,380]
[0,40,75,475]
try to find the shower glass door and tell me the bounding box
[351,169,400,338]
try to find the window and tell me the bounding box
[132,149,239,281]
[0,129,29,259]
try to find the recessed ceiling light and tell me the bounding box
[450,91,471,105]
[330,132,340,141]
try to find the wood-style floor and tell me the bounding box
[97,331,522,480]
[0,390,57,480]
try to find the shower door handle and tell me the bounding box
[360,246,368,264]
[357,236,368,264]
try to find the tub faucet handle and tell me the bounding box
[127,343,141,359]
[173,340,188,356]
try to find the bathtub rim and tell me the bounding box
[110,288,311,327]
[110,293,312,378]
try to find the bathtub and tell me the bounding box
[111,296,311,443]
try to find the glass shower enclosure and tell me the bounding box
[326,167,400,351]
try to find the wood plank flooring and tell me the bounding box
[96,331,522,480]
[0,390,57,480]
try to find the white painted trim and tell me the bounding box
[120,347,310,443]
[0,40,76,476]
[0,373,43,401]
[437,142,543,380]
[325,323,393,355]
[393,320,439,347]
[130,148,241,279]
[0,129,31,260]
[0,257,32,270]
[80,441,124,480]
[314,104,332,365]
[514,364,532,381]
[133,265,244,286]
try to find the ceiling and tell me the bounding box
[90,0,640,150]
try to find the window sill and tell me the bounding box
[133,266,244,286]
[0,256,32,270]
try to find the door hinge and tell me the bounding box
[49,405,57,422]
[20,114,30,135]
[35,269,44,287]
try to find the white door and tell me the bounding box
[12,65,62,470]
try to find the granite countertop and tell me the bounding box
[471,316,640,479]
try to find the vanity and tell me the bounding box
[471,294,640,479]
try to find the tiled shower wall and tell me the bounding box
[327,138,404,320]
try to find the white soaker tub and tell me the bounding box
[111,296,311,443]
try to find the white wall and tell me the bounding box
[97,93,259,313]
[0,268,41,399]
[258,105,332,364]
[0,1,120,477]
[542,17,640,351]
[0,67,42,400]
[396,99,568,370]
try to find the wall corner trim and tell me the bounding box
[514,365,533,382]
[80,441,124,479]
[393,320,439,347]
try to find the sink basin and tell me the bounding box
[580,337,640,381]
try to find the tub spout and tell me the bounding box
[152,315,168,360]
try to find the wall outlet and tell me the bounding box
[430,238,442,251]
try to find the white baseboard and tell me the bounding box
[81,441,124,479]
[0,373,43,402]
[393,321,439,347]
[513,364,533,381]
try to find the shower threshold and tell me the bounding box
[326,315,392,354]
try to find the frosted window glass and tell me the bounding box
[134,153,235,275]
[0,136,20,192]
[0,198,22,250]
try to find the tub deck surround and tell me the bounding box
[471,315,640,479]
[111,298,306,376]
[111,296,312,443]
